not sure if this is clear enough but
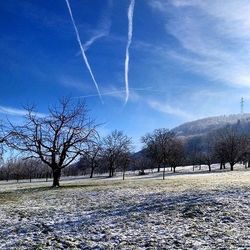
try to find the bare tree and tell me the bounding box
[214,125,246,171]
[133,156,153,175]
[168,138,185,173]
[118,151,131,180]
[84,140,102,178]
[185,137,203,171]
[142,128,178,179]
[212,135,226,170]
[141,136,162,172]
[23,159,39,182]
[201,136,215,172]
[101,130,132,177]
[8,98,98,187]
[242,136,250,168]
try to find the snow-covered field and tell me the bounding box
[0,166,250,249]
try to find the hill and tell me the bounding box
[172,113,250,138]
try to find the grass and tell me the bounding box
[0,168,250,249]
[1,168,249,199]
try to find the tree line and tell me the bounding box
[0,97,249,186]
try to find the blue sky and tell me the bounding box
[1,0,250,150]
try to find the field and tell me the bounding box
[0,165,250,249]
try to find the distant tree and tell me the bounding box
[23,159,39,182]
[101,130,132,177]
[142,129,182,179]
[85,139,102,178]
[8,158,24,183]
[8,98,98,187]
[201,136,215,172]
[118,151,131,180]
[1,158,12,181]
[141,135,162,172]
[185,137,203,171]
[168,138,185,173]
[133,156,152,175]
[214,125,247,171]
[214,140,226,170]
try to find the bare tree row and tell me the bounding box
[0,97,249,186]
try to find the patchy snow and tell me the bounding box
[0,168,250,249]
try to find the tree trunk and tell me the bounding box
[52,168,61,187]
[220,162,222,170]
[173,166,176,173]
[193,165,195,171]
[123,169,125,180]
[163,166,166,180]
[230,162,234,171]
[90,166,94,178]
[157,164,160,172]
[208,164,211,172]
[108,167,112,178]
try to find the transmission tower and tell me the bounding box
[241,97,244,114]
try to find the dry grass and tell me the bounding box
[0,167,250,249]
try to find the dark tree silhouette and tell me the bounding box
[142,128,184,179]
[84,140,102,178]
[101,130,132,177]
[214,125,246,171]
[8,98,98,187]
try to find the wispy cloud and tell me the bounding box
[81,0,113,51]
[0,106,45,117]
[83,32,107,51]
[65,0,103,103]
[75,86,152,101]
[58,75,92,92]
[147,99,194,120]
[124,0,135,104]
[149,0,250,88]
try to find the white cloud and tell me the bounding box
[0,106,45,117]
[76,0,113,53]
[149,0,250,88]
[83,32,107,51]
[59,75,91,91]
[147,99,194,120]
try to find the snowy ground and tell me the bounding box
[0,165,250,249]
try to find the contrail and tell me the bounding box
[65,0,103,103]
[83,32,106,51]
[124,0,135,104]
[74,87,156,99]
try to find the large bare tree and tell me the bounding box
[8,98,98,187]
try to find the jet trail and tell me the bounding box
[75,87,152,99]
[83,32,106,51]
[65,0,103,103]
[124,0,135,104]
